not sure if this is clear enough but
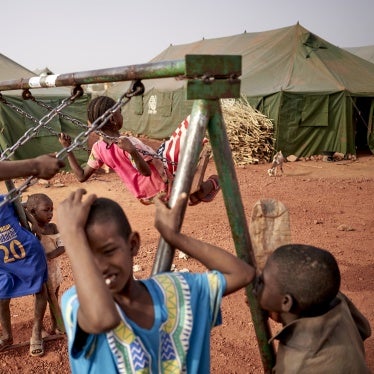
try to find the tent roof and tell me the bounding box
[0,53,35,80]
[0,53,71,96]
[344,45,374,64]
[145,23,374,96]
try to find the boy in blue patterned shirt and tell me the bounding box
[58,189,255,373]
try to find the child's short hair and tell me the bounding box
[25,193,53,212]
[270,244,340,314]
[87,96,116,125]
[85,197,132,240]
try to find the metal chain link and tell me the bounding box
[97,131,177,166]
[0,176,37,207]
[56,90,133,160]
[21,90,163,157]
[0,94,90,153]
[23,89,89,131]
[0,88,85,207]
[0,88,83,161]
[0,81,174,207]
[0,90,126,208]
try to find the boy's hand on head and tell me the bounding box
[154,192,187,240]
[57,189,97,240]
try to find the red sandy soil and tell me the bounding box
[0,153,373,373]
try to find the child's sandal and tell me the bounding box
[201,175,221,203]
[29,339,44,357]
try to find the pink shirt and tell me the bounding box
[87,137,167,200]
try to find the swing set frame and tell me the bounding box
[0,54,275,372]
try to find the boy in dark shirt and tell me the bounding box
[254,244,371,373]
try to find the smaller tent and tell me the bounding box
[344,45,374,64]
[0,54,89,164]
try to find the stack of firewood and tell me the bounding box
[221,97,275,165]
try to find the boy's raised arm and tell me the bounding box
[154,194,255,295]
[57,189,120,333]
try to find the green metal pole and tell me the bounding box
[152,97,276,372]
[207,101,276,373]
[151,99,209,273]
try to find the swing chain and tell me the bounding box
[56,81,143,160]
[0,80,154,207]
[0,94,89,152]
[91,80,176,165]
[1,94,62,138]
[0,176,37,208]
[140,148,178,166]
[97,131,177,166]
[0,87,84,161]
[0,94,42,125]
[22,89,89,131]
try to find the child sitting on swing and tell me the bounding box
[58,96,220,206]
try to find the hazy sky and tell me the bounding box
[2,0,373,74]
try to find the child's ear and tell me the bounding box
[128,231,140,257]
[281,294,294,313]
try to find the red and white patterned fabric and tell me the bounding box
[158,115,208,176]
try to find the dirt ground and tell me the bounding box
[0,152,373,373]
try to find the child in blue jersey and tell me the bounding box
[0,154,63,356]
[57,189,255,373]
[0,196,48,356]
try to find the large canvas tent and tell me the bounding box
[0,53,89,164]
[108,23,374,156]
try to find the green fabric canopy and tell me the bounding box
[0,54,90,164]
[108,23,374,156]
